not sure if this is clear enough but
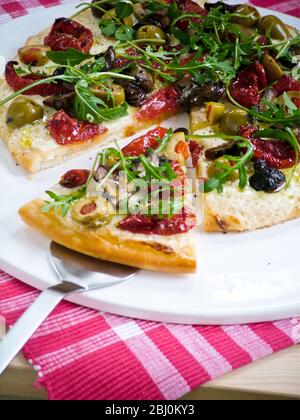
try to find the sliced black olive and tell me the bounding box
[124,82,147,107]
[249,160,286,192]
[174,127,189,136]
[204,1,237,13]
[128,65,154,93]
[43,92,75,111]
[104,46,116,71]
[205,141,239,160]
[91,1,112,18]
[179,82,225,112]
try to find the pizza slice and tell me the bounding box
[0,0,208,174]
[189,64,300,232]
[19,127,197,272]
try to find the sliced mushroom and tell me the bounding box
[43,92,75,112]
[205,141,238,160]
[128,65,154,93]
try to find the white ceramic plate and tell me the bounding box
[0,2,300,325]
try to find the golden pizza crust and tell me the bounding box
[190,108,300,232]
[19,199,197,273]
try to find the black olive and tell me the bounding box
[52,67,66,77]
[249,160,286,192]
[125,82,147,107]
[104,46,116,71]
[179,81,225,112]
[128,65,154,93]
[91,1,111,18]
[205,141,240,160]
[204,1,237,13]
[43,92,76,112]
[174,127,189,135]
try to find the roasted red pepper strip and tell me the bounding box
[230,63,267,108]
[122,127,168,156]
[5,61,69,96]
[47,110,107,145]
[118,208,196,236]
[136,87,181,122]
[273,75,300,96]
[60,169,90,188]
[44,18,93,53]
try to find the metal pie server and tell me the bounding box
[0,242,139,375]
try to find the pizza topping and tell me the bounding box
[44,18,93,53]
[18,45,51,67]
[219,109,250,135]
[179,81,225,112]
[118,208,197,236]
[122,127,168,156]
[6,97,44,129]
[47,110,107,145]
[249,160,286,192]
[231,5,261,28]
[5,61,69,96]
[189,141,203,168]
[136,25,166,41]
[273,76,300,96]
[60,169,90,189]
[43,92,76,112]
[124,83,147,107]
[71,197,113,228]
[175,0,207,31]
[127,65,154,94]
[258,15,290,41]
[252,138,296,169]
[136,87,181,121]
[229,63,267,109]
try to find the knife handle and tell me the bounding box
[0,288,65,375]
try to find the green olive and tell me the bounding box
[232,5,261,28]
[258,15,290,40]
[219,109,249,135]
[18,45,51,67]
[136,25,166,41]
[71,196,114,228]
[232,24,254,39]
[6,97,44,129]
[263,54,283,83]
[92,83,125,106]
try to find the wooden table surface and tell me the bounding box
[0,345,299,400]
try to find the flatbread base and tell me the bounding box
[19,199,197,273]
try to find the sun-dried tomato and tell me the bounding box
[175,0,207,31]
[5,61,69,96]
[240,124,259,140]
[188,141,203,167]
[252,138,296,169]
[122,127,168,157]
[273,75,300,96]
[60,169,90,188]
[230,63,267,108]
[47,110,107,145]
[136,87,181,122]
[44,18,93,53]
[118,208,196,236]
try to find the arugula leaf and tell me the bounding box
[115,25,134,41]
[115,1,134,19]
[47,48,92,65]
[42,188,86,217]
[74,81,129,123]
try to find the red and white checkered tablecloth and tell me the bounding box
[0,0,299,401]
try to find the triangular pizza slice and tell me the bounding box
[19,127,197,272]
